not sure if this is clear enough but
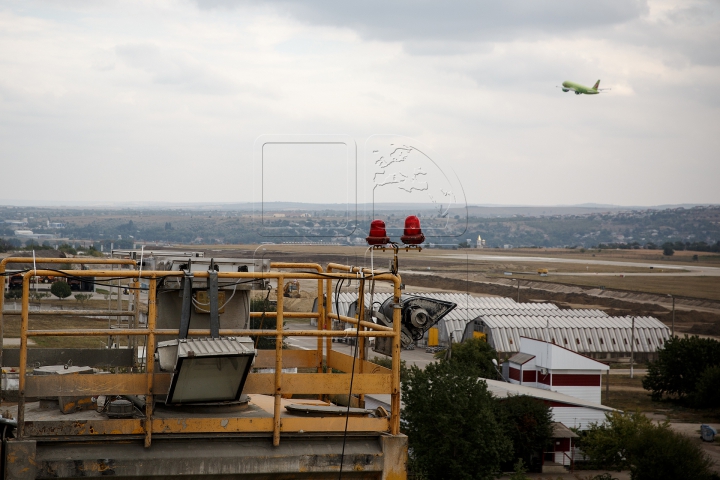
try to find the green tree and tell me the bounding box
[628,424,714,480]
[643,335,720,400]
[497,395,553,471]
[402,361,511,480]
[579,411,653,471]
[50,281,72,300]
[691,365,720,408]
[440,338,499,379]
[580,411,715,480]
[662,242,674,256]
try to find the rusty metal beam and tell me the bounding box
[2,348,134,368]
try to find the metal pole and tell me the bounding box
[0,263,5,406]
[144,277,157,448]
[672,296,675,338]
[273,276,284,447]
[606,368,610,402]
[630,316,635,379]
[516,279,520,303]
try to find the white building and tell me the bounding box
[506,337,609,404]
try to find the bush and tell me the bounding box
[370,356,408,383]
[579,411,715,480]
[74,293,93,306]
[629,425,714,480]
[249,295,281,349]
[402,362,511,480]
[50,281,72,300]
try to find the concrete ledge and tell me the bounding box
[30,435,406,479]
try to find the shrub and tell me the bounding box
[50,281,72,300]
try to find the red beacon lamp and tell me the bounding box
[366,219,391,246]
[401,215,425,245]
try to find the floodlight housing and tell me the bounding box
[372,295,456,356]
[161,337,256,405]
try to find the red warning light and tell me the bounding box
[366,219,391,245]
[400,215,425,245]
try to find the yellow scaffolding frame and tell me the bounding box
[10,261,402,448]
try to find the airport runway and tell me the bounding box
[436,254,720,276]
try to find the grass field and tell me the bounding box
[602,374,720,423]
[526,275,720,301]
[3,314,131,348]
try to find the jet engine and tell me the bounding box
[562,88,569,92]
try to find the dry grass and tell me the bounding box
[603,374,720,423]
[528,275,720,301]
[3,314,130,349]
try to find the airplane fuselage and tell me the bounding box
[561,80,600,95]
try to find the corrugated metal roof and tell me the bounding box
[507,352,535,365]
[480,316,669,354]
[485,378,615,412]
[441,309,608,344]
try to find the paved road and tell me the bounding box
[436,254,720,276]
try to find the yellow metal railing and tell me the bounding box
[10,262,402,447]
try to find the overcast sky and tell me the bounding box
[0,0,718,207]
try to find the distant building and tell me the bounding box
[505,337,609,404]
[46,221,66,229]
[476,235,486,248]
[467,314,669,362]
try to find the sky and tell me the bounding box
[0,0,719,207]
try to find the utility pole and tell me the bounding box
[516,279,520,303]
[630,316,635,379]
[668,294,675,337]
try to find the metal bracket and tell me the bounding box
[179,271,194,340]
[208,261,219,338]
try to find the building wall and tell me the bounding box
[549,406,607,431]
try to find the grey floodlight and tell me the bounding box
[163,337,256,404]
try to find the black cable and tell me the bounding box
[338,276,363,480]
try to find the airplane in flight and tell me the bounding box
[559,80,610,95]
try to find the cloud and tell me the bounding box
[197,1,648,44]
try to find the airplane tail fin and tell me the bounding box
[593,80,600,90]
